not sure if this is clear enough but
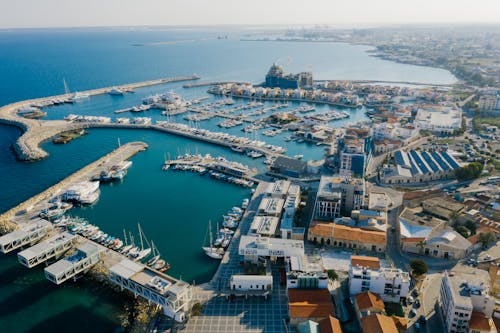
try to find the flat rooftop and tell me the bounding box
[18,232,75,261]
[0,218,52,246]
[250,216,280,236]
[45,242,100,276]
[258,197,285,216]
[444,270,491,306]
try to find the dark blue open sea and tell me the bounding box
[0,27,456,332]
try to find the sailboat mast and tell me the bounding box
[123,229,128,246]
[138,223,144,250]
[209,220,213,248]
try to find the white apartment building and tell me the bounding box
[414,104,462,134]
[440,270,495,333]
[349,258,410,303]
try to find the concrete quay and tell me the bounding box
[0,141,148,228]
[0,75,199,161]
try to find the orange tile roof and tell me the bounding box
[469,312,492,332]
[355,292,385,313]
[288,289,334,319]
[361,314,398,333]
[319,315,343,333]
[351,255,381,269]
[309,223,386,245]
[391,316,407,330]
[401,237,426,243]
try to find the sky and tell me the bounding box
[0,0,499,29]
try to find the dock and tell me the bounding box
[0,75,199,161]
[0,140,193,322]
[0,141,147,227]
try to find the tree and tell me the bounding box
[465,221,477,235]
[410,259,428,276]
[191,302,203,316]
[455,162,483,181]
[479,232,496,249]
[455,226,470,238]
[327,269,338,280]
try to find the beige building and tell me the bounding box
[308,222,386,253]
[399,208,471,259]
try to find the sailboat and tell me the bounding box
[120,229,133,254]
[133,223,152,262]
[64,78,89,103]
[147,241,161,266]
[202,220,224,259]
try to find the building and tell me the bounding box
[288,289,335,327]
[239,235,304,263]
[361,314,399,333]
[421,197,465,221]
[314,175,365,219]
[308,223,386,252]
[380,149,461,185]
[440,270,495,333]
[478,94,499,112]
[349,256,410,303]
[265,179,291,198]
[258,197,285,217]
[229,274,273,292]
[414,104,462,134]
[339,128,372,177]
[399,208,471,259]
[368,192,393,212]
[269,156,308,178]
[265,63,313,89]
[286,255,328,290]
[249,216,280,237]
[354,291,386,320]
[109,259,192,322]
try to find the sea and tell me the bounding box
[0,27,456,332]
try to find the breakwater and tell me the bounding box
[0,76,199,161]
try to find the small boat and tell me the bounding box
[108,87,124,96]
[153,259,167,270]
[294,154,304,160]
[202,220,224,259]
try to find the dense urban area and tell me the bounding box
[1,25,499,333]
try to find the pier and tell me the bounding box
[44,241,103,285]
[0,140,193,322]
[0,141,148,226]
[17,231,76,268]
[0,75,199,161]
[0,218,52,253]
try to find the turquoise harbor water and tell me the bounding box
[0,28,456,332]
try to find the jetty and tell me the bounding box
[0,141,192,322]
[0,75,199,161]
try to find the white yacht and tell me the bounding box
[108,87,124,96]
[69,92,90,103]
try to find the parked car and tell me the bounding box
[407,296,414,304]
[414,299,421,308]
[419,315,427,324]
[409,309,417,318]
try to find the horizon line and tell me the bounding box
[2,21,500,31]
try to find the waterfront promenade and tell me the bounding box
[0,75,199,161]
[180,181,289,333]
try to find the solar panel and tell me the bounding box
[441,151,460,169]
[410,150,430,174]
[421,151,439,173]
[431,151,450,171]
